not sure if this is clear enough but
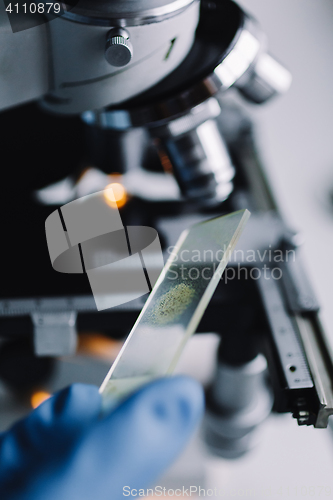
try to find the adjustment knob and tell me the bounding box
[105,29,133,67]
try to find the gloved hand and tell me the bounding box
[0,376,204,500]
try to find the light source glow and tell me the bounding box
[104,182,127,209]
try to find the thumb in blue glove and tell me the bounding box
[0,376,204,500]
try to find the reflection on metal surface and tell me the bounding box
[100,209,250,411]
[151,99,235,205]
[255,53,292,94]
[258,275,313,390]
[296,315,333,428]
[60,0,199,27]
[215,30,260,89]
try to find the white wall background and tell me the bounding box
[237,0,333,335]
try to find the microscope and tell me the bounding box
[1,0,333,459]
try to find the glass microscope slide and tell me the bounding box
[100,209,250,411]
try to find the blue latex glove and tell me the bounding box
[0,376,204,500]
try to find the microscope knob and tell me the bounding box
[105,30,133,67]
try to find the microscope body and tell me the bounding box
[0,0,200,112]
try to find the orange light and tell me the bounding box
[31,391,51,409]
[78,332,123,361]
[104,182,127,209]
[158,150,173,174]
